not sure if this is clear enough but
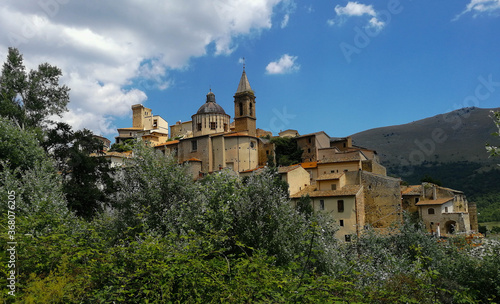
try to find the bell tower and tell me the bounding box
[233,66,256,136]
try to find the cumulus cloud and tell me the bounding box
[265,54,300,74]
[453,0,500,20]
[335,1,376,17]
[0,0,284,135]
[331,1,385,31]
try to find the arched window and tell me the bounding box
[428,208,435,215]
[249,102,253,116]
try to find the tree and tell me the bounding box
[270,136,303,167]
[0,117,49,173]
[0,47,70,130]
[42,122,116,219]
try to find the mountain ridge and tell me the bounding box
[351,107,500,175]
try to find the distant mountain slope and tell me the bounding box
[352,107,500,222]
[352,107,500,171]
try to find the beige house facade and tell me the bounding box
[402,182,477,236]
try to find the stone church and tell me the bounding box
[152,68,274,177]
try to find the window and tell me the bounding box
[428,208,435,215]
[249,102,253,116]
[197,123,202,131]
[308,137,312,144]
[331,184,337,190]
[445,207,448,213]
[337,200,344,213]
[307,148,311,153]
[345,235,351,242]
[339,219,344,227]
[153,119,158,127]
[415,197,420,204]
[191,140,197,151]
[210,122,217,130]
[239,102,243,116]
[224,123,228,132]
[319,200,325,210]
[250,141,255,148]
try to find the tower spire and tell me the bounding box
[236,64,252,94]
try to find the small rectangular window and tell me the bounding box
[339,219,344,227]
[338,200,344,213]
[210,122,217,130]
[345,235,351,242]
[197,123,202,131]
[319,200,325,210]
[331,184,337,190]
[191,140,197,151]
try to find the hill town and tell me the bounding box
[98,68,479,242]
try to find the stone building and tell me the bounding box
[401,183,478,236]
[290,134,402,240]
[115,104,168,146]
[155,68,274,177]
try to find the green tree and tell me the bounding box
[270,136,303,166]
[0,117,49,173]
[0,47,69,130]
[42,122,116,219]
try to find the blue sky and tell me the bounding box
[1,0,500,141]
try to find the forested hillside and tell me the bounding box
[353,107,500,222]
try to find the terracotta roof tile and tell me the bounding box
[316,173,344,181]
[402,185,422,195]
[278,165,301,174]
[300,161,318,169]
[319,151,364,163]
[416,198,453,206]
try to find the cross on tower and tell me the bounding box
[241,57,245,70]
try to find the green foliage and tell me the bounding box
[42,122,116,219]
[0,117,49,173]
[110,138,136,152]
[270,136,303,166]
[421,174,443,186]
[0,47,69,130]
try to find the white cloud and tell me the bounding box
[454,0,500,20]
[333,1,385,31]
[0,0,284,135]
[265,54,300,74]
[335,2,376,17]
[281,14,290,28]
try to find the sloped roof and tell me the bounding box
[402,185,422,195]
[300,161,318,169]
[319,151,364,163]
[416,198,453,206]
[155,140,179,147]
[278,164,301,174]
[316,173,344,181]
[236,70,252,93]
[290,184,362,198]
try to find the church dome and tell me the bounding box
[196,91,226,115]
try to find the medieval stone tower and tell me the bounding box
[233,68,256,136]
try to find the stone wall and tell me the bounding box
[360,171,402,228]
